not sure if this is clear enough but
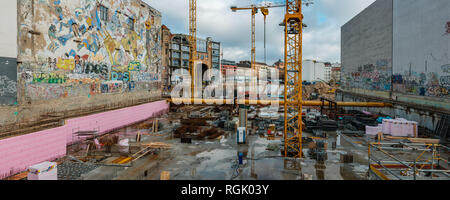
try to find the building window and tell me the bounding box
[128,17,135,31]
[99,5,109,22]
[183,61,189,67]
[197,40,207,52]
[172,59,180,66]
[172,44,180,50]
[181,45,190,52]
[172,52,180,59]
[182,53,190,60]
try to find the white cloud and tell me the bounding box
[145,0,375,65]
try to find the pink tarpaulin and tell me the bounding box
[0,100,169,179]
[0,127,66,179]
[65,100,169,145]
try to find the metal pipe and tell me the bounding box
[167,98,392,107]
[372,143,433,146]
[376,161,436,165]
[371,155,403,180]
[370,144,415,170]
[419,169,450,173]
[372,147,432,152]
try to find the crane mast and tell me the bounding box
[231,4,285,69]
[284,0,304,158]
[251,7,257,70]
[189,0,197,100]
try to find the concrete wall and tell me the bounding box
[341,0,450,112]
[341,0,393,92]
[392,0,450,98]
[0,0,17,58]
[337,92,441,131]
[0,100,169,179]
[1,0,164,128]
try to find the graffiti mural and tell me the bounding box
[18,0,162,101]
[342,59,392,92]
[392,64,450,97]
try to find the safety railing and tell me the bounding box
[368,142,450,180]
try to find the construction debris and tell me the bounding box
[340,154,354,164]
[302,82,337,100]
[58,162,100,180]
[266,144,281,152]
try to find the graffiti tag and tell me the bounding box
[0,76,17,97]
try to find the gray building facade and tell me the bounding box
[341,0,393,96]
[167,34,221,85]
[340,0,450,131]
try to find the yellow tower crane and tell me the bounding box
[230,0,312,158]
[189,0,197,101]
[283,0,310,158]
[230,4,285,68]
[188,0,374,159]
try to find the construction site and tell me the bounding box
[0,0,449,181]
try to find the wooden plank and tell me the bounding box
[160,171,170,180]
[141,142,172,149]
[4,171,28,180]
[118,157,133,164]
[386,136,409,140]
[408,138,440,144]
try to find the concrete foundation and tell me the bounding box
[337,90,446,131]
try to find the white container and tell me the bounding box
[390,120,402,137]
[237,127,246,144]
[366,126,381,136]
[382,119,392,135]
[27,162,58,180]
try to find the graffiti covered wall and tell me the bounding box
[342,59,392,91]
[342,0,450,101]
[392,0,450,98]
[17,0,162,102]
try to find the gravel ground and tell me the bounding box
[58,162,100,180]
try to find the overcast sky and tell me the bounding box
[144,0,375,65]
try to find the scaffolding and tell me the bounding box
[368,142,450,180]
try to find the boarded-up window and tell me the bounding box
[0,57,17,105]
